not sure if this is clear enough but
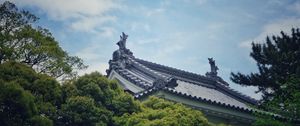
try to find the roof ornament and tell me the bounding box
[205,58,229,86]
[107,32,133,74]
[115,32,133,56]
[117,32,128,50]
[208,57,218,76]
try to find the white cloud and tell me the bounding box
[12,0,119,20]
[183,0,207,6]
[146,8,165,17]
[240,0,300,48]
[99,27,117,38]
[75,40,112,75]
[73,27,119,75]
[70,16,116,33]
[239,18,300,48]
[267,0,284,6]
[78,62,108,75]
[151,32,189,60]
[136,38,160,45]
[206,22,227,40]
[11,0,120,34]
[130,22,151,32]
[76,47,103,62]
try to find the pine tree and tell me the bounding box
[231,28,300,101]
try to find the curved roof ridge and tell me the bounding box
[134,58,215,83]
[129,57,170,80]
[134,57,258,105]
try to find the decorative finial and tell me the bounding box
[117,32,128,50]
[208,57,218,76]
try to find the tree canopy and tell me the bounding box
[114,96,212,126]
[0,61,217,126]
[58,72,141,126]
[0,1,86,79]
[231,28,300,125]
[231,28,300,100]
[0,62,56,126]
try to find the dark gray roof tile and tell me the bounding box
[109,55,258,111]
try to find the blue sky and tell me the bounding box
[5,0,300,99]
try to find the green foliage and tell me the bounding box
[0,62,62,125]
[60,96,112,126]
[31,75,62,105]
[0,1,86,79]
[254,76,300,125]
[0,61,215,126]
[0,61,38,87]
[61,82,79,101]
[231,28,300,100]
[29,115,53,126]
[265,76,300,119]
[0,81,37,126]
[231,28,300,124]
[253,115,289,126]
[59,72,141,125]
[114,97,212,126]
[111,92,140,116]
[72,72,141,116]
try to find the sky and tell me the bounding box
[3,0,300,99]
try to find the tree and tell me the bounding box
[72,72,141,116]
[253,76,300,126]
[230,28,300,124]
[113,96,212,126]
[60,96,112,126]
[0,61,61,125]
[0,78,54,126]
[231,28,300,101]
[59,72,141,125]
[0,61,39,87]
[0,81,37,126]
[253,115,288,126]
[0,1,86,79]
[0,61,216,126]
[0,62,63,106]
[29,116,53,126]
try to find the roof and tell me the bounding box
[106,32,258,113]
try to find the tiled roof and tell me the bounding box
[135,58,216,86]
[108,55,258,110]
[107,33,297,122]
[175,80,250,109]
[114,68,152,89]
[134,86,253,113]
[134,86,298,122]
[134,58,258,105]
[107,34,258,112]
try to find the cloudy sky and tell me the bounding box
[4,0,300,99]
